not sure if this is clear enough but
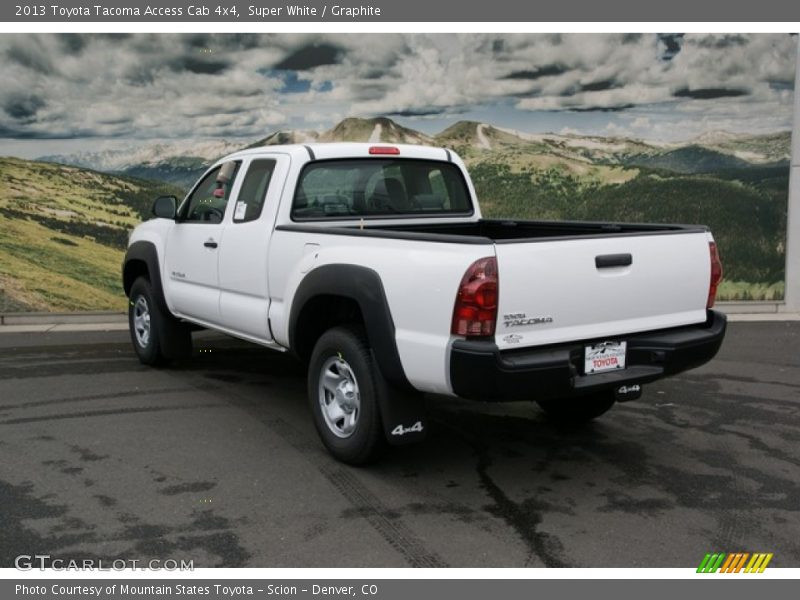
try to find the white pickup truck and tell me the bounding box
[123,142,726,463]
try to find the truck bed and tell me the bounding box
[279,217,713,350]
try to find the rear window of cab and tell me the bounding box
[291,159,473,220]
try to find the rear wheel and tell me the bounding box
[537,391,616,423]
[308,325,385,465]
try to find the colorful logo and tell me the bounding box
[697,553,773,573]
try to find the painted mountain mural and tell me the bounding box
[0,116,789,311]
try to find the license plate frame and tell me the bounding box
[584,341,627,375]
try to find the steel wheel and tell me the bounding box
[318,355,361,438]
[132,296,151,348]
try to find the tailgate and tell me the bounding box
[494,231,711,350]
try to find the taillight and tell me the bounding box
[451,257,498,338]
[707,241,723,309]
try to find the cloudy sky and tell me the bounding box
[0,33,796,157]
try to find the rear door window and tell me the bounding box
[233,159,277,223]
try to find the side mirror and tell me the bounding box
[152,195,177,219]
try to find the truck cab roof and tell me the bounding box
[221,142,456,164]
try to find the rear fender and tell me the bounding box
[289,264,427,444]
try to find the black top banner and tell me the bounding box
[3,0,800,22]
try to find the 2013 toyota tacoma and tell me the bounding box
[123,143,726,464]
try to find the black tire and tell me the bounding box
[307,325,386,465]
[128,277,191,366]
[537,391,616,423]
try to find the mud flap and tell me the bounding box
[155,308,193,360]
[372,355,428,446]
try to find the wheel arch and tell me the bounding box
[123,241,170,315]
[289,264,412,392]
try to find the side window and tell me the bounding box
[233,159,277,223]
[181,162,240,223]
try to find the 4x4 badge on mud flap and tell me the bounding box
[391,421,424,436]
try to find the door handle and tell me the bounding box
[595,253,632,268]
[204,240,218,249]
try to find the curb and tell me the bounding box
[717,301,786,314]
[0,323,130,333]
[0,311,126,326]
[726,313,800,322]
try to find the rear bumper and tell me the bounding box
[449,310,727,402]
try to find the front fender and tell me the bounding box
[123,240,169,316]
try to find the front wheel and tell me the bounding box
[307,326,385,465]
[128,277,191,366]
[536,391,616,423]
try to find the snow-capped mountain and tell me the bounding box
[41,139,244,172]
[246,129,320,148]
[38,118,790,190]
[318,117,433,145]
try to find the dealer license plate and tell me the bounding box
[585,341,627,374]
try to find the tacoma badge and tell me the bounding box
[503,313,553,327]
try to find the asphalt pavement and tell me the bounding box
[0,322,798,568]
